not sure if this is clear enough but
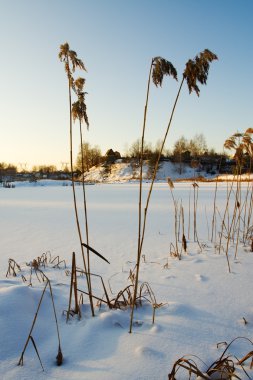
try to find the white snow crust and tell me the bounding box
[1,181,253,379]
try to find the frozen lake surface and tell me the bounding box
[1,182,253,379]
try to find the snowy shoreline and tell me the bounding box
[2,173,253,190]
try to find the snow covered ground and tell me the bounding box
[80,160,253,183]
[82,160,211,183]
[1,182,253,379]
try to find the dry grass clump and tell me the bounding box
[109,281,164,325]
[164,128,253,273]
[28,252,66,285]
[65,265,110,320]
[66,252,81,321]
[216,128,253,268]
[167,177,189,259]
[63,243,110,320]
[8,249,160,327]
[6,258,21,277]
[6,251,67,286]
[168,337,253,380]
[6,254,64,368]
[18,270,63,370]
[138,282,165,324]
[66,265,163,325]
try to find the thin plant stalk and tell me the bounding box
[18,281,48,367]
[211,153,224,244]
[224,208,235,273]
[129,76,183,333]
[242,178,251,244]
[211,181,218,243]
[218,179,235,254]
[72,77,94,315]
[129,61,153,333]
[67,252,80,321]
[181,204,185,239]
[79,119,94,313]
[59,44,94,316]
[139,77,185,256]
[177,200,182,243]
[234,169,242,258]
[181,205,187,253]
[188,187,191,239]
[244,150,253,241]
[129,57,178,333]
[205,206,210,241]
[70,93,94,317]
[193,183,197,242]
[193,183,202,251]
[246,182,253,241]
[223,171,241,271]
[170,185,180,259]
[130,49,217,332]
[18,274,62,368]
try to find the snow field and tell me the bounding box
[0,182,253,379]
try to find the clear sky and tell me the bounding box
[0,0,252,169]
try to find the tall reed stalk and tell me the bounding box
[58,43,94,316]
[192,182,199,242]
[188,187,191,239]
[211,154,224,245]
[167,178,180,259]
[218,179,234,252]
[129,57,177,333]
[72,77,94,314]
[67,252,81,321]
[129,49,217,332]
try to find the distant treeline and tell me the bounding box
[2,132,253,177]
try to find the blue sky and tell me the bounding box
[0,0,252,168]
